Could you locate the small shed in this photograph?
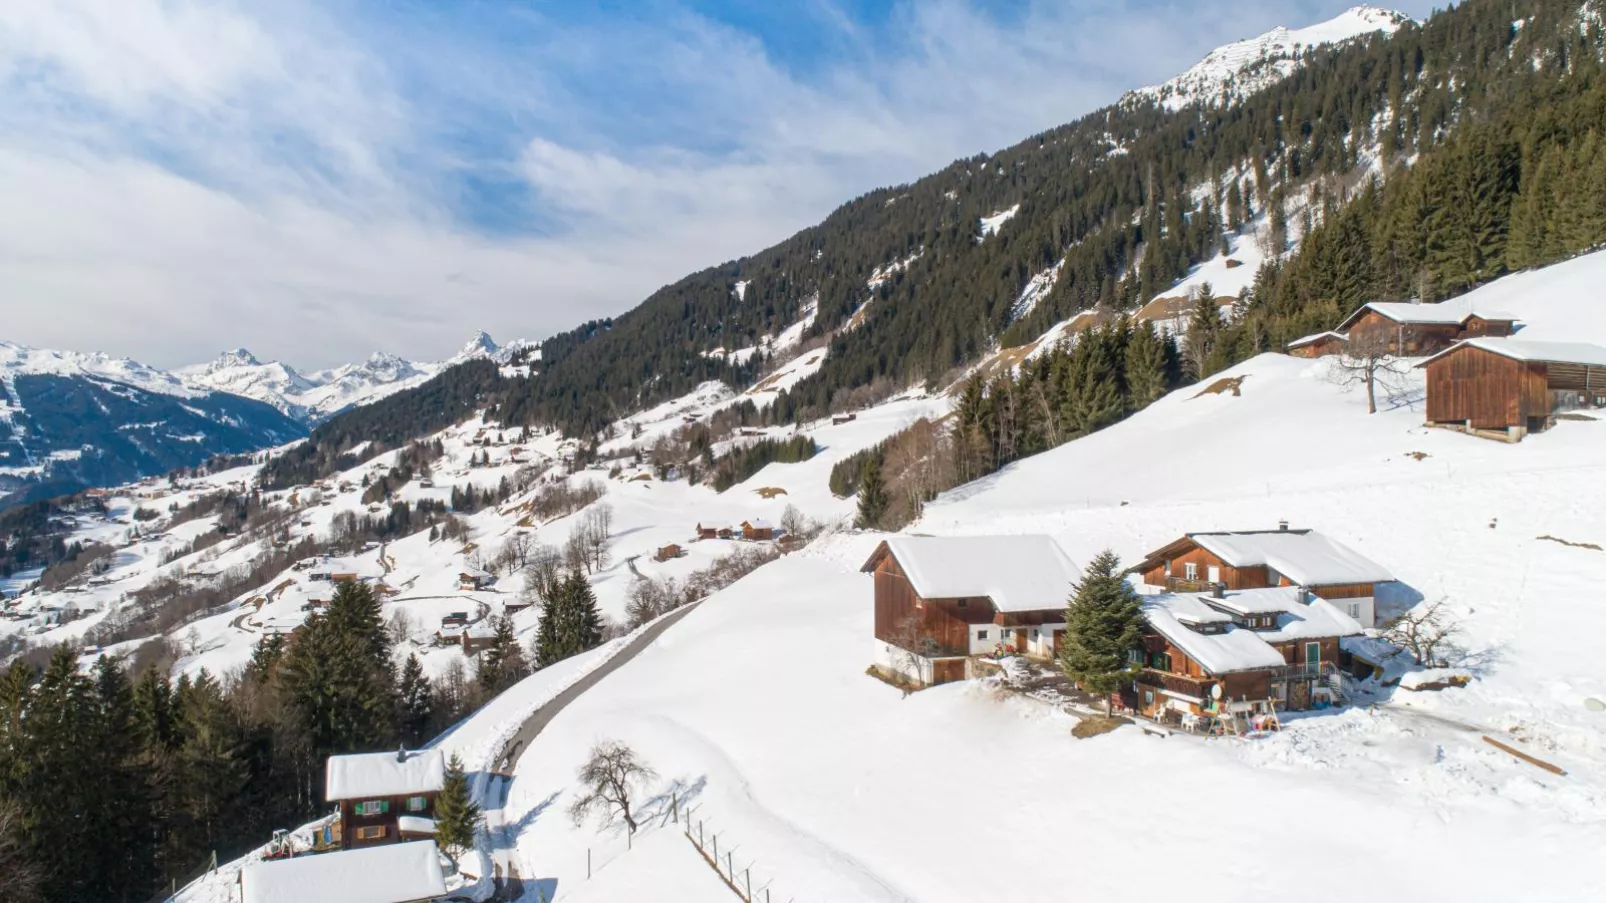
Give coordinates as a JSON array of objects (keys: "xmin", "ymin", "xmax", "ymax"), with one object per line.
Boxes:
[
  {"xmin": 1285, "ymin": 331, "xmax": 1348, "ymax": 359},
  {"xmin": 241, "ymin": 840, "xmax": 446, "ymax": 903},
  {"xmin": 831, "ymin": 413, "xmax": 858, "ymax": 425},
  {"xmin": 461, "ymin": 625, "xmax": 497, "ymax": 655},
  {"xmin": 694, "ymin": 523, "xmax": 719, "ymax": 541},
  {"xmin": 1417, "ymin": 338, "xmax": 1606, "ymax": 441},
  {"xmin": 655, "ymin": 544, "xmax": 684, "ymax": 562}
]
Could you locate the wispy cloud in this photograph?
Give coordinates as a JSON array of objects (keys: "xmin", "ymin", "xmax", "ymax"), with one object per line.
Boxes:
[{"xmin": 0, "ymin": 0, "xmax": 1435, "ymax": 369}]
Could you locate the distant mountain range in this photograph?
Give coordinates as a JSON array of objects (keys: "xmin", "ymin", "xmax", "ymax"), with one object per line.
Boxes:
[
  {"xmin": 0, "ymin": 331, "xmax": 534, "ymax": 508},
  {"xmin": 178, "ymin": 331, "xmax": 538, "ymax": 424}
]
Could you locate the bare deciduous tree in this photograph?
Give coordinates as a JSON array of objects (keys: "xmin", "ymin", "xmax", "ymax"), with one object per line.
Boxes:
[
  {"xmin": 884, "ymin": 612, "xmax": 941, "ymax": 697},
  {"xmin": 1382, "ymin": 598, "xmax": 1460, "ymax": 667},
  {"xmin": 502, "ymin": 531, "xmax": 535, "ymax": 572},
  {"xmin": 568, "ymin": 740, "xmax": 657, "ymax": 835},
  {"xmin": 1330, "ymin": 330, "xmax": 1411, "ymax": 414},
  {"xmin": 386, "ymin": 609, "xmax": 416, "ymax": 645}
]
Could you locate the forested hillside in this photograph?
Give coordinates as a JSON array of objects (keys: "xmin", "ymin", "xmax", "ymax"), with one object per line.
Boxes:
[{"xmin": 506, "ymin": 0, "xmax": 1606, "ymax": 435}]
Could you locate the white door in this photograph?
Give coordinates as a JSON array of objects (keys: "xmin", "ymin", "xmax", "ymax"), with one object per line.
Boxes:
[{"xmin": 1207, "ymin": 565, "xmax": 1221, "ymax": 584}]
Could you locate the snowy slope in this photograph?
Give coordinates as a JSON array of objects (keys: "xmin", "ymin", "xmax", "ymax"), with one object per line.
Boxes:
[
  {"xmin": 1128, "ymin": 6, "xmax": 1411, "ymax": 111},
  {"xmin": 0, "ymin": 340, "xmax": 199, "ymax": 398}
]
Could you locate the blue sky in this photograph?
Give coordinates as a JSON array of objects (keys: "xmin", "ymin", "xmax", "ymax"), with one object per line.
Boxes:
[{"xmin": 0, "ymin": 0, "xmax": 1436, "ymax": 369}]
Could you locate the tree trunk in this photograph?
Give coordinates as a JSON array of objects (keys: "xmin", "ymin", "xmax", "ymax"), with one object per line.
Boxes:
[{"xmin": 1365, "ymin": 366, "xmax": 1377, "ymax": 414}]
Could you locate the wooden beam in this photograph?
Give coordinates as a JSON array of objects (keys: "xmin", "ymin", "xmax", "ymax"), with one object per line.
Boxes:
[{"xmin": 1481, "ymin": 735, "xmax": 1567, "ymax": 776}]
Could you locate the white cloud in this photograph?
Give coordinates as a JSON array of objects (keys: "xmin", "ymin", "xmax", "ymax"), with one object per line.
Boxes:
[{"xmin": 0, "ymin": 0, "xmax": 1435, "ymax": 370}]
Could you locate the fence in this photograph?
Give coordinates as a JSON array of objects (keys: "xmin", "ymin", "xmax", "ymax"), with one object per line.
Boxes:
[{"xmin": 681, "ymin": 799, "xmax": 797, "ymax": 903}]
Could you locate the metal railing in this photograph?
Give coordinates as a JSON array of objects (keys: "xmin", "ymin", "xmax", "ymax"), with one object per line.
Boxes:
[{"xmin": 1271, "ymin": 661, "xmax": 1338, "ymax": 682}]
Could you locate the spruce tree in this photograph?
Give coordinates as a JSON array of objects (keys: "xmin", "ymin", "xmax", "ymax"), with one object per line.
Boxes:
[
  {"xmin": 1058, "ymin": 550, "xmax": 1145, "ymax": 715},
  {"xmin": 534, "ymin": 588, "xmax": 563, "ymax": 669},
  {"xmin": 397, "ymin": 655, "xmax": 434, "ymax": 746},
  {"xmin": 562, "ymin": 572, "xmax": 604, "ymax": 656},
  {"xmin": 855, "ymin": 456, "xmax": 889, "ymax": 530},
  {"xmin": 1124, "ymin": 322, "xmax": 1170, "ymax": 409},
  {"xmin": 478, "ymin": 615, "xmax": 528, "ymax": 696},
  {"xmin": 434, "ymin": 752, "xmax": 481, "ymax": 868}
]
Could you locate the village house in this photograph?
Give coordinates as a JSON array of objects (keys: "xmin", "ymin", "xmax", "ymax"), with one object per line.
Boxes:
[
  {"xmin": 503, "ymin": 598, "xmax": 533, "ymax": 616},
  {"xmin": 1284, "ymin": 331, "xmax": 1348, "ymax": 358},
  {"xmin": 1332, "ymin": 301, "xmax": 1519, "ymax": 356},
  {"xmin": 1129, "ymin": 525, "xmax": 1393, "ymax": 627},
  {"xmin": 654, "ymin": 543, "xmax": 684, "ymax": 562},
  {"xmin": 1128, "ymin": 585, "xmax": 1365, "ymax": 728},
  {"xmin": 831, "ymin": 413, "xmax": 857, "ymax": 425},
  {"xmin": 862, "ymin": 535, "xmax": 1081, "ymax": 687},
  {"xmin": 240, "ymin": 839, "xmax": 447, "ymax": 903},
  {"xmin": 326, "ymin": 747, "xmax": 445, "ymax": 849},
  {"xmin": 460, "ymin": 624, "xmax": 497, "ymax": 655},
  {"xmin": 458, "ymin": 568, "xmax": 492, "ymax": 591},
  {"xmin": 1417, "ymin": 337, "xmax": 1606, "ymax": 441},
  {"xmin": 694, "ymin": 523, "xmax": 720, "ymax": 541},
  {"xmin": 740, "ymin": 519, "xmax": 775, "ymax": 541}
]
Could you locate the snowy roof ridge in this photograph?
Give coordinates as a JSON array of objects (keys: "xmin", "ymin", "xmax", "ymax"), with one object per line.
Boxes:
[
  {"xmin": 1184, "ymin": 529, "xmax": 1394, "ymax": 586},
  {"xmin": 1286, "ymin": 330, "xmax": 1348, "ymax": 348},
  {"xmin": 1416, "ymin": 336, "xmax": 1606, "ymax": 369},
  {"xmin": 865, "ymin": 534, "xmax": 1081, "ymax": 613},
  {"xmin": 325, "ymin": 747, "xmax": 446, "ymax": 800},
  {"xmin": 241, "ymin": 840, "xmax": 446, "ymax": 903},
  {"xmin": 1143, "ymin": 588, "xmax": 1363, "ymax": 675},
  {"xmin": 1339, "ymin": 300, "xmax": 1521, "ymax": 329}
]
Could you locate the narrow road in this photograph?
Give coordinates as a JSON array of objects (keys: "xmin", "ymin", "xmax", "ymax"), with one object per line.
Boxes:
[{"xmin": 493, "ymin": 601, "xmax": 703, "ymax": 773}]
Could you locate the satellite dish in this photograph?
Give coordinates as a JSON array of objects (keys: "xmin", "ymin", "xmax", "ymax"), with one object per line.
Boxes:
[
  {"xmin": 1586, "ymin": 697, "xmax": 1606, "ymax": 713},
  {"xmin": 1211, "ymin": 684, "xmax": 1223, "ymax": 700}
]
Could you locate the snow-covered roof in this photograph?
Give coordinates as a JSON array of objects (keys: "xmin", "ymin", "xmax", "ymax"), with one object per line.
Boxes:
[
  {"xmin": 1188, "ymin": 530, "xmax": 1393, "ymax": 586},
  {"xmin": 1416, "ymin": 337, "xmax": 1606, "ymax": 369},
  {"xmin": 397, "ymin": 815, "xmax": 438, "ymax": 835},
  {"xmin": 241, "ymin": 840, "xmax": 447, "ymax": 903},
  {"xmin": 864, "ymin": 535, "xmax": 1081, "ymax": 613},
  {"xmin": 326, "ymin": 748, "xmax": 446, "ymax": 801},
  {"xmin": 743, "ymin": 518, "xmax": 774, "ymax": 530},
  {"xmin": 1285, "ymin": 331, "xmax": 1347, "ymax": 349},
  {"xmin": 1142, "ymin": 598, "xmax": 1287, "ymax": 674},
  {"xmin": 1339, "ymin": 301, "xmax": 1519, "ymax": 329},
  {"xmin": 1259, "ymin": 597, "xmax": 1365, "ymax": 643},
  {"xmin": 1199, "ymin": 586, "xmax": 1305, "ymax": 615}
]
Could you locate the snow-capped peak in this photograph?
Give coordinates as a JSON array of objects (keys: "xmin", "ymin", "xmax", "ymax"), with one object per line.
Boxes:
[
  {"xmin": 1128, "ymin": 6, "xmax": 1412, "ymax": 112},
  {"xmin": 207, "ymin": 348, "xmax": 261, "ymax": 371},
  {"xmin": 452, "ymin": 330, "xmax": 500, "ymax": 363},
  {"xmin": 0, "ymin": 339, "xmax": 197, "ymax": 397}
]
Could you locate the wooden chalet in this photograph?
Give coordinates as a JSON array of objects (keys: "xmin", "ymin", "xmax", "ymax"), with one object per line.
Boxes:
[
  {"xmin": 1130, "ymin": 525, "xmax": 1392, "ymax": 627},
  {"xmin": 1416, "ymin": 338, "xmax": 1606, "ymax": 441},
  {"xmin": 503, "ymin": 598, "xmax": 533, "ymax": 616},
  {"xmin": 325, "ymin": 748, "xmax": 445, "ymax": 849},
  {"xmin": 439, "ymin": 611, "xmax": 469, "ymax": 629},
  {"xmin": 861, "ymin": 535, "xmax": 1081, "ymax": 687},
  {"xmin": 1284, "ymin": 331, "xmax": 1348, "ymax": 359},
  {"xmin": 740, "ymin": 519, "xmax": 775, "ymax": 541},
  {"xmin": 460, "ymin": 625, "xmax": 497, "ymax": 655},
  {"xmin": 1335, "ymin": 301, "xmax": 1518, "ymax": 356},
  {"xmin": 694, "ymin": 523, "xmax": 720, "ymax": 541},
  {"xmin": 654, "ymin": 543, "xmax": 685, "ymax": 562},
  {"xmin": 831, "ymin": 413, "xmax": 857, "ymax": 425},
  {"xmin": 458, "ymin": 568, "xmax": 491, "ymax": 591},
  {"xmin": 241, "ymin": 840, "xmax": 447, "ymax": 903},
  {"xmin": 1129, "ymin": 586, "xmax": 1365, "ymax": 726}
]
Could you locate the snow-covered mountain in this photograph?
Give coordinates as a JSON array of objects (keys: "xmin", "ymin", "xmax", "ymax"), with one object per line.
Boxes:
[
  {"xmin": 1127, "ymin": 5, "xmax": 1411, "ymax": 112},
  {"xmin": 180, "ymin": 330, "xmax": 538, "ymax": 424}
]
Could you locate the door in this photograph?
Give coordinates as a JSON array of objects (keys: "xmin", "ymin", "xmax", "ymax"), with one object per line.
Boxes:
[
  {"xmin": 1016, "ymin": 628, "xmax": 1028, "ymax": 655},
  {"xmin": 1207, "ymin": 565, "xmax": 1221, "ymax": 585},
  {"xmin": 1052, "ymin": 629, "xmax": 1065, "ymax": 654},
  {"xmin": 1304, "ymin": 642, "xmax": 1320, "ymax": 667},
  {"xmin": 932, "ymin": 659, "xmax": 966, "ymax": 685}
]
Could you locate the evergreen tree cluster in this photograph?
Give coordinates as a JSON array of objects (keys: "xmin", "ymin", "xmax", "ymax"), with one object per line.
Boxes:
[
  {"xmin": 534, "ymin": 571, "xmax": 605, "ymax": 669},
  {"xmin": 707, "ymin": 436, "xmax": 819, "ymax": 492}
]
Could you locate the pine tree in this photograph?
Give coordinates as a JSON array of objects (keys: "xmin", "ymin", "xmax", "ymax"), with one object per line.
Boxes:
[
  {"xmin": 1058, "ymin": 551, "xmax": 1145, "ymax": 715},
  {"xmin": 855, "ymin": 456, "xmax": 890, "ymax": 529},
  {"xmin": 478, "ymin": 615, "xmax": 528, "ymax": 696},
  {"xmin": 561, "ymin": 572, "xmax": 604, "ymax": 656},
  {"xmin": 1125, "ymin": 322, "xmax": 1170, "ymax": 409},
  {"xmin": 397, "ymin": 655, "xmax": 434, "ymax": 746},
  {"xmin": 534, "ymin": 587, "xmax": 563, "ymax": 669},
  {"xmin": 434, "ymin": 752, "xmax": 481, "ymax": 868}
]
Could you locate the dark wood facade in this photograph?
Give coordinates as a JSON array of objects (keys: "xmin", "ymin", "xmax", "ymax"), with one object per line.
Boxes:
[
  {"xmin": 869, "ymin": 552, "xmax": 991, "ymax": 658},
  {"xmin": 1346, "ymin": 309, "xmax": 1516, "ymax": 356},
  {"xmin": 336, "ymin": 792, "xmax": 438, "ymax": 850},
  {"xmin": 1287, "ymin": 333, "xmax": 1348, "ymax": 358},
  {"xmin": 1135, "ymin": 537, "xmax": 1377, "ymax": 600},
  {"xmin": 1419, "ymin": 344, "xmax": 1606, "ymax": 434},
  {"xmin": 1132, "ymin": 629, "xmax": 1343, "ymax": 719}
]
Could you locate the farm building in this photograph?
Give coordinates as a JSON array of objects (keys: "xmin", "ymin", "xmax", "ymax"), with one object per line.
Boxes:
[
  {"xmin": 655, "ymin": 543, "xmax": 684, "ymax": 562},
  {"xmin": 458, "ymin": 568, "xmax": 492, "ymax": 591},
  {"xmin": 1129, "ymin": 585, "xmax": 1365, "ymax": 727},
  {"xmin": 741, "ymin": 519, "xmax": 775, "ymax": 541},
  {"xmin": 694, "ymin": 523, "xmax": 721, "ymax": 541},
  {"xmin": 861, "ymin": 535, "xmax": 1081, "ymax": 687},
  {"xmin": 1416, "ymin": 338, "xmax": 1606, "ymax": 441},
  {"xmin": 1284, "ymin": 331, "xmax": 1348, "ymax": 358},
  {"xmin": 240, "ymin": 840, "xmax": 447, "ymax": 903},
  {"xmin": 460, "ymin": 624, "xmax": 497, "ymax": 655},
  {"xmin": 1129, "ymin": 525, "xmax": 1392, "ymax": 626},
  {"xmin": 325, "ymin": 747, "xmax": 446, "ymax": 849},
  {"xmin": 1335, "ymin": 301, "xmax": 1518, "ymax": 356}
]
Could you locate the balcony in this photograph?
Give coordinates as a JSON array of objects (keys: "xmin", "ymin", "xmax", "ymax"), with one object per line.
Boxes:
[
  {"xmin": 1162, "ymin": 576, "xmax": 1220, "ymax": 593},
  {"xmin": 1271, "ymin": 661, "xmax": 1338, "ymax": 682},
  {"xmin": 1136, "ymin": 668, "xmax": 1217, "ymax": 700}
]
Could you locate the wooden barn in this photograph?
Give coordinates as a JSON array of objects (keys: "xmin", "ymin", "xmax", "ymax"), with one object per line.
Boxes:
[
  {"xmin": 1284, "ymin": 331, "xmax": 1348, "ymax": 358},
  {"xmin": 861, "ymin": 535, "xmax": 1081, "ymax": 687},
  {"xmin": 740, "ymin": 519, "xmax": 775, "ymax": 541},
  {"xmin": 1130, "ymin": 525, "xmax": 1392, "ymax": 626},
  {"xmin": 1335, "ymin": 301, "xmax": 1518, "ymax": 356},
  {"xmin": 325, "ymin": 748, "xmax": 445, "ymax": 849},
  {"xmin": 1416, "ymin": 338, "xmax": 1606, "ymax": 441},
  {"xmin": 694, "ymin": 523, "xmax": 721, "ymax": 541},
  {"xmin": 655, "ymin": 543, "xmax": 684, "ymax": 562},
  {"xmin": 1130, "ymin": 586, "xmax": 1365, "ymax": 726}
]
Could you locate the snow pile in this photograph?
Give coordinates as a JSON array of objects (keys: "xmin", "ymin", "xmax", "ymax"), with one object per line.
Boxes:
[
  {"xmin": 1128, "ymin": 6, "xmax": 1412, "ymax": 112},
  {"xmin": 1009, "ymin": 259, "xmax": 1063, "ymax": 323}
]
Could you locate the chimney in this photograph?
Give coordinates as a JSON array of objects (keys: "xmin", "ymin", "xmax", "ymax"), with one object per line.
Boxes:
[
  {"xmin": 1277, "ymin": 520, "xmax": 1289, "ymax": 532},
  {"xmin": 397, "ymin": 744, "xmax": 407, "ymax": 763},
  {"xmin": 1212, "ymin": 583, "xmax": 1225, "ymax": 599}
]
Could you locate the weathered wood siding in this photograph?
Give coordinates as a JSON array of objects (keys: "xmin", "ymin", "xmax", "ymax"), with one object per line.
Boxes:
[
  {"xmin": 337, "ymin": 792, "xmax": 438, "ymax": 850},
  {"xmin": 872, "ymin": 555, "xmax": 989, "ymax": 655},
  {"xmin": 1141, "ymin": 543, "xmax": 1264, "ymax": 589},
  {"xmin": 1424, "ymin": 345, "xmax": 1549, "ymax": 429}
]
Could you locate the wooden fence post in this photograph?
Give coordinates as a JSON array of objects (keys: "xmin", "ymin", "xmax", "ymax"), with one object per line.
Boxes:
[
  {"xmin": 673, "ymin": 791, "xmax": 679, "ymax": 824},
  {"xmin": 587, "ymin": 848, "xmax": 592, "ymax": 879},
  {"xmin": 744, "ymin": 868, "xmax": 752, "ymax": 901},
  {"xmin": 712, "ymin": 835, "xmax": 718, "ymax": 872}
]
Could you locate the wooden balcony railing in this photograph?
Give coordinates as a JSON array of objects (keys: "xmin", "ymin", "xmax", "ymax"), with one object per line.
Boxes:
[
  {"xmin": 1136, "ymin": 668, "xmax": 1217, "ymax": 700},
  {"xmin": 1270, "ymin": 661, "xmax": 1338, "ymax": 682},
  {"xmin": 1162, "ymin": 576, "xmax": 1220, "ymax": 593}
]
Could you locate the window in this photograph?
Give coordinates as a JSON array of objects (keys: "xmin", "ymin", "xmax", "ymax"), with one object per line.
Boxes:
[
  {"xmin": 1346, "ymin": 603, "xmax": 1360, "ymax": 619},
  {"xmin": 956, "ymin": 599, "xmax": 968, "ymax": 608},
  {"xmin": 1151, "ymin": 652, "xmax": 1172, "ymax": 671},
  {"xmin": 355, "ymin": 800, "xmax": 389, "ymax": 816},
  {"xmin": 405, "ymin": 796, "xmax": 429, "ymax": 812},
  {"xmin": 1144, "ymin": 690, "xmax": 1154, "ymax": 706},
  {"xmin": 1031, "ymin": 629, "xmax": 1040, "ymax": 638},
  {"xmin": 354, "ymin": 826, "xmax": 387, "ymax": 841},
  {"xmin": 1127, "ymin": 649, "xmax": 1144, "ymax": 665},
  {"xmin": 976, "ymin": 630, "xmax": 988, "ymax": 640},
  {"xmin": 1184, "ymin": 562, "xmax": 1198, "ymax": 580}
]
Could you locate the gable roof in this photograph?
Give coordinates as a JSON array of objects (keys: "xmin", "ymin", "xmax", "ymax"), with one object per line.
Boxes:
[
  {"xmin": 1416, "ymin": 337, "xmax": 1606, "ymax": 369},
  {"xmin": 1188, "ymin": 530, "xmax": 1393, "ymax": 586},
  {"xmin": 326, "ymin": 748, "xmax": 446, "ymax": 801},
  {"xmin": 1143, "ymin": 589, "xmax": 1363, "ymax": 676},
  {"xmin": 862, "ymin": 534, "xmax": 1080, "ymax": 613},
  {"xmin": 1285, "ymin": 330, "xmax": 1348, "ymax": 349},
  {"xmin": 1141, "ymin": 597, "xmax": 1287, "ymax": 674},
  {"xmin": 241, "ymin": 841, "xmax": 447, "ymax": 903},
  {"xmin": 1337, "ymin": 301, "xmax": 1519, "ymax": 330}
]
